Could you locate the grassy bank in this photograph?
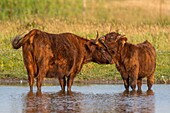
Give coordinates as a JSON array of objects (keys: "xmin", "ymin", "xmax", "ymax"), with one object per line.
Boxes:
[{"xmin": 0, "ymin": 0, "xmax": 170, "ymax": 83}]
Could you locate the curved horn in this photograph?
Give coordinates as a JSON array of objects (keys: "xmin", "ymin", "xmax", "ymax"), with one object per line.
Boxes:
[
  {"xmin": 95, "ymin": 30, "xmax": 100, "ymax": 44},
  {"xmin": 85, "ymin": 34, "xmax": 88, "ymax": 40},
  {"xmin": 96, "ymin": 30, "xmax": 99, "ymax": 40},
  {"xmin": 109, "ymin": 24, "xmax": 112, "ymax": 33}
]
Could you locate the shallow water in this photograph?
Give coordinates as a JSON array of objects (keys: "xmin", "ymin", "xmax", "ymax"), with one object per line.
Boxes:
[{"xmin": 0, "ymin": 84, "xmax": 169, "ymax": 113}]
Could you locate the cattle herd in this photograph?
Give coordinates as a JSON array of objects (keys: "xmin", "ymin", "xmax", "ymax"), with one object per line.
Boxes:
[{"xmin": 12, "ymin": 29, "xmax": 156, "ymax": 92}]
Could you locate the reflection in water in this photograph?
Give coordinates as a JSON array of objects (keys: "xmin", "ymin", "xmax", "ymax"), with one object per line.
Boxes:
[
  {"xmin": 114, "ymin": 90, "xmax": 155, "ymax": 113},
  {"xmin": 24, "ymin": 91, "xmax": 82, "ymax": 113},
  {"xmin": 23, "ymin": 90, "xmax": 155, "ymax": 113}
]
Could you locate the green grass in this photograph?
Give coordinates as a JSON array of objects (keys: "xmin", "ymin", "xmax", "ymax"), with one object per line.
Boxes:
[{"xmin": 0, "ymin": 0, "xmax": 170, "ymax": 83}]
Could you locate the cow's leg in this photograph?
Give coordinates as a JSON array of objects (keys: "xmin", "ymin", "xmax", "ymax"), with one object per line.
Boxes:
[
  {"xmin": 36, "ymin": 72, "xmax": 46, "ymax": 91},
  {"xmin": 129, "ymin": 65, "xmax": 138, "ymax": 91},
  {"xmin": 23, "ymin": 51, "xmax": 35, "ymax": 91},
  {"xmin": 28, "ymin": 74, "xmax": 34, "ymax": 91},
  {"xmin": 147, "ymin": 73, "xmax": 154, "ymax": 90},
  {"xmin": 26, "ymin": 64, "xmax": 35, "ymax": 91},
  {"xmin": 137, "ymin": 78, "xmax": 142, "ymax": 91},
  {"xmin": 116, "ymin": 64, "xmax": 129, "ymax": 91},
  {"xmin": 122, "ymin": 73, "xmax": 129, "ymax": 91},
  {"xmin": 58, "ymin": 76, "xmax": 66, "ymax": 92},
  {"xmin": 130, "ymin": 77, "xmax": 137, "ymax": 91},
  {"xmin": 36, "ymin": 65, "xmax": 48, "ymax": 91},
  {"xmin": 36, "ymin": 76, "xmax": 43, "ymax": 91},
  {"xmin": 123, "ymin": 77, "xmax": 129, "ymax": 91},
  {"xmin": 36, "ymin": 74, "xmax": 44, "ymax": 91},
  {"xmin": 67, "ymin": 76, "xmax": 74, "ymax": 92},
  {"xmin": 36, "ymin": 56, "xmax": 52, "ymax": 91}
]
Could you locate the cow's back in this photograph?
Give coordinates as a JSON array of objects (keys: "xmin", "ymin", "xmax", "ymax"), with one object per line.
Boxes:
[{"xmin": 137, "ymin": 40, "xmax": 156, "ymax": 77}]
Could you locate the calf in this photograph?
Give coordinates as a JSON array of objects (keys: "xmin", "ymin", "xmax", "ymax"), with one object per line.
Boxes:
[{"xmin": 99, "ymin": 32, "xmax": 156, "ymax": 91}]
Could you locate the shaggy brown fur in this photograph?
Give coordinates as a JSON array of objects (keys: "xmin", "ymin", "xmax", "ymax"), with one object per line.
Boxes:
[
  {"xmin": 99, "ymin": 32, "xmax": 156, "ymax": 91},
  {"xmin": 12, "ymin": 29, "xmax": 113, "ymax": 92}
]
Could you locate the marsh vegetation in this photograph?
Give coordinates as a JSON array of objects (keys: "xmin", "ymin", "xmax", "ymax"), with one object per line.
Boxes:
[{"xmin": 0, "ymin": 0, "xmax": 169, "ymax": 83}]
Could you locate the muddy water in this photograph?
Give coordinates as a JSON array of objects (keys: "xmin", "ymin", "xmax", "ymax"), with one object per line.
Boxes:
[{"xmin": 0, "ymin": 84, "xmax": 170, "ymax": 113}]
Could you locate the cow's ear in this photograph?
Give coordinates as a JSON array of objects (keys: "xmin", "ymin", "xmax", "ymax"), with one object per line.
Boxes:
[
  {"xmin": 121, "ymin": 37, "xmax": 127, "ymax": 46},
  {"xmin": 118, "ymin": 37, "xmax": 127, "ymax": 48},
  {"xmin": 117, "ymin": 37, "xmax": 127, "ymax": 52}
]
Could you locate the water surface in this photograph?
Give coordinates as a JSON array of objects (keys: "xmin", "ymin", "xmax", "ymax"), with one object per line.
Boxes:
[{"xmin": 0, "ymin": 84, "xmax": 169, "ymax": 113}]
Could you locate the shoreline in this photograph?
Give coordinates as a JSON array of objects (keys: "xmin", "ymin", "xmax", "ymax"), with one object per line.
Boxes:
[{"xmin": 0, "ymin": 78, "xmax": 169, "ymax": 85}]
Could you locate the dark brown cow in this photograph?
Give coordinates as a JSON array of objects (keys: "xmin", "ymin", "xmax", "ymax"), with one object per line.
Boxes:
[
  {"xmin": 99, "ymin": 32, "xmax": 156, "ymax": 91},
  {"xmin": 12, "ymin": 29, "xmax": 113, "ymax": 92}
]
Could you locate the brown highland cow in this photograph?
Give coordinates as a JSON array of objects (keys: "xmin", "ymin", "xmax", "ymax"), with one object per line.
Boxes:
[{"xmin": 12, "ymin": 29, "xmax": 113, "ymax": 92}]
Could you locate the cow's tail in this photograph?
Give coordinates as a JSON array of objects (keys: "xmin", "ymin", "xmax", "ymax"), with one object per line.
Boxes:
[
  {"xmin": 12, "ymin": 30, "xmax": 37, "ymax": 49},
  {"xmin": 12, "ymin": 35, "xmax": 24, "ymax": 49}
]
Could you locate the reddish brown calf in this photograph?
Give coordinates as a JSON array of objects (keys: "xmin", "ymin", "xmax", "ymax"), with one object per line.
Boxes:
[{"xmin": 99, "ymin": 32, "xmax": 156, "ymax": 91}]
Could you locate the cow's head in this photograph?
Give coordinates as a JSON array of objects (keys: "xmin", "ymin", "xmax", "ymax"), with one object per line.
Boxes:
[
  {"xmin": 98, "ymin": 32, "xmax": 127, "ymax": 64},
  {"xmin": 84, "ymin": 32, "xmax": 114, "ymax": 64}
]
